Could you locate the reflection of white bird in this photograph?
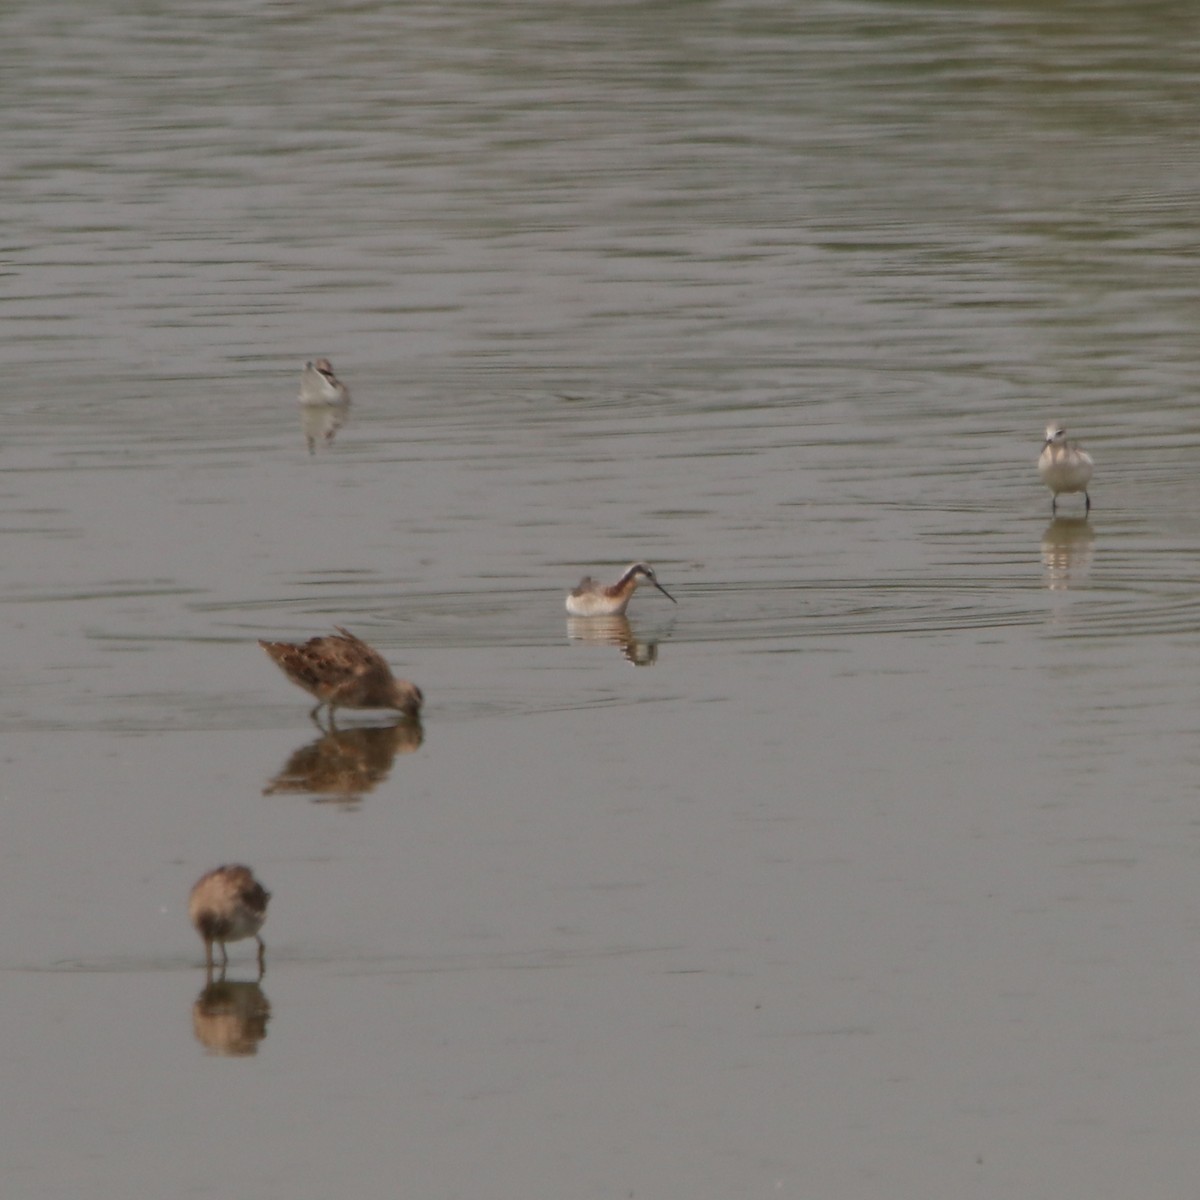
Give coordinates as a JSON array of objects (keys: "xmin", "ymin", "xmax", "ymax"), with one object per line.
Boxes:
[
  {"xmin": 1041, "ymin": 517, "xmax": 1096, "ymax": 592},
  {"xmin": 565, "ymin": 563, "xmax": 677, "ymax": 616},
  {"xmin": 1038, "ymin": 423, "xmax": 1093, "ymax": 515}
]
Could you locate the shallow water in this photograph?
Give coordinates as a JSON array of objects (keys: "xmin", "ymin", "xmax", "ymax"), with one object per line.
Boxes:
[{"xmin": 4, "ymin": 2, "xmax": 1200, "ymax": 1197}]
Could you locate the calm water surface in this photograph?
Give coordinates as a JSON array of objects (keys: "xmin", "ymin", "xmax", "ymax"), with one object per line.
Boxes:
[{"xmin": 4, "ymin": 2, "xmax": 1200, "ymax": 1197}]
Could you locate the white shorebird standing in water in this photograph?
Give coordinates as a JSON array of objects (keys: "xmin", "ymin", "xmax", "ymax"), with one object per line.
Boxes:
[
  {"xmin": 565, "ymin": 563, "xmax": 677, "ymax": 617},
  {"xmin": 298, "ymin": 358, "xmax": 351, "ymax": 453},
  {"xmin": 189, "ymin": 864, "xmax": 271, "ymax": 975},
  {"xmin": 1038, "ymin": 423, "xmax": 1094, "ymax": 515}
]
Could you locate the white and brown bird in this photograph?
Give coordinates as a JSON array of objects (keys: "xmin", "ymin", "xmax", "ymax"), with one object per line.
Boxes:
[
  {"xmin": 1038, "ymin": 423, "xmax": 1094, "ymax": 515},
  {"xmin": 189, "ymin": 864, "xmax": 271, "ymax": 974},
  {"xmin": 298, "ymin": 358, "xmax": 351, "ymax": 453},
  {"xmin": 565, "ymin": 563, "xmax": 677, "ymax": 617},
  {"xmin": 259, "ymin": 627, "xmax": 423, "ymax": 722},
  {"xmin": 298, "ymin": 358, "xmax": 351, "ymax": 407}
]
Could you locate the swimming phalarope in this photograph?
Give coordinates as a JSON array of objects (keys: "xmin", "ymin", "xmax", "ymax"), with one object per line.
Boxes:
[
  {"xmin": 299, "ymin": 359, "xmax": 351, "ymax": 453},
  {"xmin": 299, "ymin": 358, "xmax": 351, "ymax": 407},
  {"xmin": 565, "ymin": 563, "xmax": 677, "ymax": 616},
  {"xmin": 259, "ymin": 627, "xmax": 423, "ymax": 722},
  {"xmin": 1038, "ymin": 423, "xmax": 1094, "ymax": 514},
  {"xmin": 189, "ymin": 864, "xmax": 270, "ymax": 975}
]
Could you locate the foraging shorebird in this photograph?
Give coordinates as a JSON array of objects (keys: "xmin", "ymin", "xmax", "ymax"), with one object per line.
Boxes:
[
  {"xmin": 565, "ymin": 563, "xmax": 677, "ymax": 617},
  {"xmin": 259, "ymin": 626, "xmax": 423, "ymax": 722},
  {"xmin": 189, "ymin": 864, "xmax": 270, "ymax": 974},
  {"xmin": 1038, "ymin": 423, "xmax": 1094, "ymax": 515},
  {"xmin": 298, "ymin": 358, "xmax": 351, "ymax": 407}
]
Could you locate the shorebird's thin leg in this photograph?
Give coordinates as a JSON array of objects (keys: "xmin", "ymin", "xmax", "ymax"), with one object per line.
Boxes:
[
  {"xmin": 256, "ymin": 935, "xmax": 266, "ymax": 977},
  {"xmin": 1084, "ymin": 491, "xmax": 1091, "ymax": 515}
]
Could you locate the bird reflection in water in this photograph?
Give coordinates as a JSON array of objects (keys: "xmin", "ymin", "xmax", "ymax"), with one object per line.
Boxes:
[
  {"xmin": 566, "ymin": 615, "xmax": 661, "ymax": 666},
  {"xmin": 300, "ymin": 402, "xmax": 349, "ymax": 455},
  {"xmin": 263, "ymin": 719, "xmax": 424, "ymax": 805},
  {"xmin": 192, "ymin": 978, "xmax": 271, "ymax": 1057},
  {"xmin": 1041, "ymin": 517, "xmax": 1095, "ymax": 591}
]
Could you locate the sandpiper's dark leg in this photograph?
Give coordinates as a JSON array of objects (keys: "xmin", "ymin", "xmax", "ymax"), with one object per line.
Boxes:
[
  {"xmin": 1051, "ymin": 495, "xmax": 1057, "ymax": 515},
  {"xmin": 204, "ymin": 940, "xmax": 214, "ymax": 975},
  {"xmin": 1084, "ymin": 491, "xmax": 1091, "ymax": 515},
  {"xmin": 256, "ymin": 935, "xmax": 266, "ymax": 977}
]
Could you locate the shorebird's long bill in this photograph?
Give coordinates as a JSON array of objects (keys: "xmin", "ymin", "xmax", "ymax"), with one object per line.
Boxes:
[{"xmin": 653, "ymin": 580, "xmax": 677, "ymax": 604}]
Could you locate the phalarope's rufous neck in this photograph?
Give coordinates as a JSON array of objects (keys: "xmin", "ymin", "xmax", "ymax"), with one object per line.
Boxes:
[
  {"xmin": 259, "ymin": 627, "xmax": 423, "ymax": 722},
  {"xmin": 565, "ymin": 563, "xmax": 677, "ymax": 617},
  {"xmin": 1038, "ymin": 422, "xmax": 1094, "ymax": 515},
  {"xmin": 188, "ymin": 864, "xmax": 270, "ymax": 976},
  {"xmin": 299, "ymin": 358, "xmax": 351, "ymax": 407}
]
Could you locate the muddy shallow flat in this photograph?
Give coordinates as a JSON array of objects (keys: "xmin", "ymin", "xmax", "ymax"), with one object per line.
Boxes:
[{"xmin": 4, "ymin": 3, "xmax": 1200, "ymax": 1197}]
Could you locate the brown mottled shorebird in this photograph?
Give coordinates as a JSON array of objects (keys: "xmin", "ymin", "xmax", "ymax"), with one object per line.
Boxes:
[
  {"xmin": 1038, "ymin": 423, "xmax": 1094, "ymax": 515},
  {"xmin": 259, "ymin": 626, "xmax": 423, "ymax": 722},
  {"xmin": 189, "ymin": 864, "xmax": 270, "ymax": 974},
  {"xmin": 565, "ymin": 563, "xmax": 677, "ymax": 617}
]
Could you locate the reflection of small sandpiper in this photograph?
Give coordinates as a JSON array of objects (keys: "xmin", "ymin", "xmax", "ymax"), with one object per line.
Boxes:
[
  {"xmin": 298, "ymin": 358, "xmax": 351, "ymax": 453},
  {"xmin": 565, "ymin": 563, "xmax": 677, "ymax": 616},
  {"xmin": 189, "ymin": 864, "xmax": 270, "ymax": 975},
  {"xmin": 259, "ymin": 626, "xmax": 424, "ymax": 722},
  {"xmin": 1038, "ymin": 423, "xmax": 1093, "ymax": 515}
]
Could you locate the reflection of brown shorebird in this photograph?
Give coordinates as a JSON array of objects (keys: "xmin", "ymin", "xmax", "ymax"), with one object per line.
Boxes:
[
  {"xmin": 259, "ymin": 627, "xmax": 423, "ymax": 723},
  {"xmin": 189, "ymin": 865, "xmax": 270, "ymax": 975},
  {"xmin": 263, "ymin": 720, "xmax": 424, "ymax": 803},
  {"xmin": 565, "ymin": 563, "xmax": 677, "ymax": 616},
  {"xmin": 192, "ymin": 979, "xmax": 271, "ymax": 1056}
]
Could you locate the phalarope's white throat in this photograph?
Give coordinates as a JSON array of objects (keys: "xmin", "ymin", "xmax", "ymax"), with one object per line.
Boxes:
[
  {"xmin": 189, "ymin": 864, "xmax": 271, "ymax": 976},
  {"xmin": 565, "ymin": 563, "xmax": 677, "ymax": 617},
  {"xmin": 299, "ymin": 358, "xmax": 351, "ymax": 407},
  {"xmin": 259, "ymin": 627, "xmax": 423, "ymax": 723},
  {"xmin": 1038, "ymin": 423, "xmax": 1094, "ymax": 515}
]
